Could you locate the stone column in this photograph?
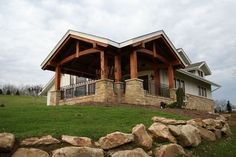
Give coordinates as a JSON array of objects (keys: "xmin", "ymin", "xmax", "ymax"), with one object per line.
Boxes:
[
  {"xmin": 95, "ymin": 79, "xmax": 114, "ymax": 103},
  {"xmin": 124, "ymin": 78, "xmax": 145, "ymax": 104},
  {"xmin": 49, "ymin": 90, "xmax": 61, "ymax": 106}
]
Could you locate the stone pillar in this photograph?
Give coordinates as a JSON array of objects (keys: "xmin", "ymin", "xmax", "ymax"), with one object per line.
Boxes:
[
  {"xmin": 114, "ymin": 82, "xmax": 124, "ymax": 103},
  {"xmin": 49, "ymin": 90, "xmax": 61, "ymax": 106},
  {"xmin": 95, "ymin": 79, "xmax": 114, "ymax": 103},
  {"xmin": 124, "ymin": 78, "xmax": 145, "ymax": 104}
]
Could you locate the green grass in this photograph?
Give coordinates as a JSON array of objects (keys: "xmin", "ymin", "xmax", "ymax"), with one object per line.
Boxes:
[{"xmin": 0, "ymin": 95, "xmax": 188, "ymax": 140}]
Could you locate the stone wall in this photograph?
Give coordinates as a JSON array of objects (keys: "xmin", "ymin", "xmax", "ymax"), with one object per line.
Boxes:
[
  {"xmin": 185, "ymin": 94, "xmax": 214, "ymax": 112},
  {"xmin": 0, "ymin": 115, "xmax": 232, "ymax": 157}
]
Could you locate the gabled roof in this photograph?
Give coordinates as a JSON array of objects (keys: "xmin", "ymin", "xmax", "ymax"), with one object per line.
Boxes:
[
  {"xmin": 177, "ymin": 48, "xmax": 192, "ymax": 66},
  {"xmin": 41, "ymin": 29, "xmax": 185, "ymax": 69},
  {"xmin": 185, "ymin": 61, "xmax": 212, "ymax": 76}
]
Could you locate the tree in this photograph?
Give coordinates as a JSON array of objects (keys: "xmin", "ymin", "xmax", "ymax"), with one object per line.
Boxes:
[
  {"xmin": 227, "ymin": 101, "xmax": 232, "ymax": 113},
  {"xmin": 176, "ymin": 88, "xmax": 185, "ymax": 108},
  {"xmin": 0, "ymin": 89, "xmax": 2, "ymax": 95},
  {"xmin": 15, "ymin": 90, "xmax": 20, "ymax": 95},
  {"xmin": 6, "ymin": 90, "xmax": 11, "ymax": 95}
]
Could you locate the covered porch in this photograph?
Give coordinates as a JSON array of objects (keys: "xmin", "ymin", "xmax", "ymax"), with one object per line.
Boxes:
[{"xmin": 41, "ymin": 30, "xmax": 184, "ymax": 106}]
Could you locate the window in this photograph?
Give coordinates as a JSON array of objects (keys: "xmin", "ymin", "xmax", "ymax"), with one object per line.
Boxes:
[
  {"xmin": 198, "ymin": 86, "xmax": 207, "ymax": 97},
  {"xmin": 76, "ymin": 77, "xmax": 86, "ymax": 84},
  {"xmin": 198, "ymin": 70, "xmax": 204, "ymax": 77},
  {"xmin": 70, "ymin": 75, "xmax": 74, "ymax": 85},
  {"xmin": 174, "ymin": 78, "xmax": 185, "ymax": 91}
]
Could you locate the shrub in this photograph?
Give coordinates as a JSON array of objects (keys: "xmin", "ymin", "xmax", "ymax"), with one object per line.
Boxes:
[
  {"xmin": 176, "ymin": 88, "xmax": 185, "ymax": 108},
  {"xmin": 6, "ymin": 90, "xmax": 11, "ymax": 95},
  {"xmin": 15, "ymin": 90, "xmax": 20, "ymax": 95},
  {"xmin": 0, "ymin": 89, "xmax": 2, "ymax": 95}
]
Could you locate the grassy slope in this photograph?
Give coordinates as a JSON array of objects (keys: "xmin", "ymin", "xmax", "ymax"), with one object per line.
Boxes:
[{"xmin": 0, "ymin": 95, "xmax": 188, "ymax": 140}]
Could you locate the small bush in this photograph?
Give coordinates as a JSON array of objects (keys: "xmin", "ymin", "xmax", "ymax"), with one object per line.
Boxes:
[
  {"xmin": 167, "ymin": 88, "xmax": 185, "ymax": 109},
  {"xmin": 6, "ymin": 90, "xmax": 11, "ymax": 95},
  {"xmin": 0, "ymin": 89, "xmax": 2, "ymax": 95},
  {"xmin": 15, "ymin": 90, "xmax": 20, "ymax": 95}
]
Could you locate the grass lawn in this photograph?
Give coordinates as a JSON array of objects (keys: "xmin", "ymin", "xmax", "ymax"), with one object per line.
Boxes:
[{"xmin": 0, "ymin": 95, "xmax": 188, "ymax": 140}]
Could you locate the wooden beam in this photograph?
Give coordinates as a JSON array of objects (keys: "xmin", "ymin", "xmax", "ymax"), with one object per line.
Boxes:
[
  {"xmin": 100, "ymin": 51, "xmax": 108, "ymax": 79},
  {"xmin": 76, "ymin": 41, "xmax": 80, "ymax": 58},
  {"xmin": 154, "ymin": 63, "xmax": 160, "ymax": 95},
  {"xmin": 70, "ymin": 34, "xmax": 108, "ymax": 47},
  {"xmin": 171, "ymin": 60, "xmax": 181, "ymax": 66},
  {"xmin": 130, "ymin": 51, "xmax": 138, "ymax": 79},
  {"xmin": 168, "ymin": 65, "xmax": 174, "ymax": 89},
  {"xmin": 62, "ymin": 67, "xmax": 97, "ymax": 77},
  {"xmin": 55, "ymin": 64, "xmax": 61, "ymax": 91},
  {"xmin": 136, "ymin": 48, "xmax": 153, "ymax": 56},
  {"xmin": 153, "ymin": 42, "xmax": 157, "ymax": 57},
  {"xmin": 78, "ymin": 48, "xmax": 100, "ymax": 57},
  {"xmin": 60, "ymin": 54, "xmax": 76, "ymax": 65},
  {"xmin": 114, "ymin": 55, "xmax": 121, "ymax": 82}
]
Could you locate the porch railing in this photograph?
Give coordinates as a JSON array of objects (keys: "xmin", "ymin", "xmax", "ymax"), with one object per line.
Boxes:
[
  {"xmin": 146, "ymin": 82, "xmax": 170, "ymax": 98},
  {"xmin": 60, "ymin": 80, "xmax": 96, "ymax": 100}
]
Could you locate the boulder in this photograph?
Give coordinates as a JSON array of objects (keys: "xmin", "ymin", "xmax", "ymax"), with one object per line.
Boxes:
[
  {"xmin": 62, "ymin": 135, "xmax": 93, "ymax": 147},
  {"xmin": 214, "ymin": 129, "xmax": 222, "ymax": 139},
  {"xmin": 216, "ymin": 115, "xmax": 227, "ymax": 122},
  {"xmin": 154, "ymin": 143, "xmax": 186, "ymax": 157},
  {"xmin": 132, "ymin": 124, "xmax": 153, "ymax": 149},
  {"xmin": 202, "ymin": 118, "xmax": 216, "ymax": 130},
  {"xmin": 52, "ymin": 146, "xmax": 104, "ymax": 157},
  {"xmin": 148, "ymin": 123, "xmax": 176, "ymax": 143},
  {"xmin": 177, "ymin": 124, "xmax": 201, "ymax": 147},
  {"xmin": 187, "ymin": 118, "xmax": 206, "ymax": 127},
  {"xmin": 168, "ymin": 125, "xmax": 181, "ymax": 136},
  {"xmin": 0, "ymin": 132, "xmax": 15, "ymax": 151},
  {"xmin": 221, "ymin": 114, "xmax": 231, "ymax": 120},
  {"xmin": 98, "ymin": 132, "xmax": 134, "ymax": 150},
  {"xmin": 221, "ymin": 123, "xmax": 232, "ymax": 137},
  {"xmin": 198, "ymin": 127, "xmax": 216, "ymax": 141},
  {"xmin": 20, "ymin": 135, "xmax": 60, "ymax": 146},
  {"xmin": 111, "ymin": 148, "xmax": 149, "ymax": 157},
  {"xmin": 152, "ymin": 116, "xmax": 186, "ymax": 125},
  {"xmin": 12, "ymin": 148, "xmax": 49, "ymax": 157}
]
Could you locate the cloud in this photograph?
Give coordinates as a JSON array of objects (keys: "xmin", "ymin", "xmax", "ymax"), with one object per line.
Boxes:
[{"xmin": 0, "ymin": 0, "xmax": 236, "ymax": 104}]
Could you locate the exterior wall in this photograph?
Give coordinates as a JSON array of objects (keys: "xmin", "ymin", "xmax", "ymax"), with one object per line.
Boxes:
[
  {"xmin": 47, "ymin": 84, "xmax": 55, "ymax": 106},
  {"xmin": 185, "ymin": 94, "xmax": 214, "ymax": 112},
  {"xmin": 174, "ymin": 71, "xmax": 212, "ymax": 99}
]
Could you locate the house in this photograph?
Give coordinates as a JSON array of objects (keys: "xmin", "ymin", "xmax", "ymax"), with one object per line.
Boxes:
[{"xmin": 40, "ymin": 30, "xmax": 220, "ymax": 112}]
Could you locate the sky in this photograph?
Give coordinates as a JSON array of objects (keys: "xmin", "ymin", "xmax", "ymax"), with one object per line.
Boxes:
[{"xmin": 0, "ymin": 0, "xmax": 236, "ymax": 104}]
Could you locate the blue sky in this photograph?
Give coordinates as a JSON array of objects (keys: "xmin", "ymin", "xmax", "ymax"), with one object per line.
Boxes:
[{"xmin": 0, "ymin": 0, "xmax": 236, "ymax": 104}]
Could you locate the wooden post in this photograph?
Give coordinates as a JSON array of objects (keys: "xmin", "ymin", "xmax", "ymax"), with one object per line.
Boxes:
[
  {"xmin": 55, "ymin": 64, "xmax": 61, "ymax": 91},
  {"xmin": 100, "ymin": 51, "xmax": 108, "ymax": 79},
  {"xmin": 168, "ymin": 65, "xmax": 174, "ymax": 89},
  {"xmin": 115, "ymin": 55, "xmax": 121, "ymax": 82},
  {"xmin": 154, "ymin": 63, "xmax": 160, "ymax": 95},
  {"xmin": 130, "ymin": 51, "xmax": 138, "ymax": 79}
]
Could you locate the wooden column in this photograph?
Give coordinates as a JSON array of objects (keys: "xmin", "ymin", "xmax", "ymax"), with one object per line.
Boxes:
[
  {"xmin": 168, "ymin": 65, "xmax": 174, "ymax": 89},
  {"xmin": 154, "ymin": 63, "xmax": 160, "ymax": 95},
  {"xmin": 55, "ymin": 64, "xmax": 61, "ymax": 91},
  {"xmin": 100, "ymin": 51, "xmax": 108, "ymax": 79},
  {"xmin": 114, "ymin": 55, "xmax": 121, "ymax": 82},
  {"xmin": 130, "ymin": 51, "xmax": 138, "ymax": 79}
]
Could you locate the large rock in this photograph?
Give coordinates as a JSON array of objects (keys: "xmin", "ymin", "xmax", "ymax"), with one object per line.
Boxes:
[
  {"xmin": 216, "ymin": 115, "xmax": 227, "ymax": 122},
  {"xmin": 214, "ymin": 129, "xmax": 222, "ymax": 139},
  {"xmin": 52, "ymin": 146, "xmax": 104, "ymax": 157},
  {"xmin": 12, "ymin": 148, "xmax": 49, "ymax": 157},
  {"xmin": 154, "ymin": 143, "xmax": 186, "ymax": 157},
  {"xmin": 152, "ymin": 116, "xmax": 186, "ymax": 125},
  {"xmin": 221, "ymin": 123, "xmax": 232, "ymax": 137},
  {"xmin": 202, "ymin": 118, "xmax": 216, "ymax": 130},
  {"xmin": 132, "ymin": 124, "xmax": 153, "ymax": 149},
  {"xmin": 148, "ymin": 123, "xmax": 176, "ymax": 143},
  {"xmin": 168, "ymin": 125, "xmax": 181, "ymax": 136},
  {"xmin": 187, "ymin": 118, "xmax": 206, "ymax": 127},
  {"xmin": 198, "ymin": 127, "xmax": 216, "ymax": 141},
  {"xmin": 98, "ymin": 132, "xmax": 134, "ymax": 150},
  {"xmin": 62, "ymin": 135, "xmax": 93, "ymax": 147},
  {"xmin": 177, "ymin": 124, "xmax": 201, "ymax": 147},
  {"xmin": 111, "ymin": 148, "xmax": 149, "ymax": 157},
  {"xmin": 0, "ymin": 133, "xmax": 15, "ymax": 151},
  {"xmin": 20, "ymin": 135, "xmax": 60, "ymax": 146}
]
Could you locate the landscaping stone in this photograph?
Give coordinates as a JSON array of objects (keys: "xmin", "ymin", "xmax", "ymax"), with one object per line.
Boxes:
[
  {"xmin": 52, "ymin": 146, "xmax": 104, "ymax": 157},
  {"xmin": 154, "ymin": 143, "xmax": 186, "ymax": 157},
  {"xmin": 111, "ymin": 148, "xmax": 149, "ymax": 157},
  {"xmin": 12, "ymin": 148, "xmax": 49, "ymax": 157},
  {"xmin": 98, "ymin": 132, "xmax": 134, "ymax": 150},
  {"xmin": 214, "ymin": 129, "xmax": 222, "ymax": 139},
  {"xmin": 177, "ymin": 124, "xmax": 201, "ymax": 147},
  {"xmin": 221, "ymin": 123, "xmax": 232, "ymax": 137},
  {"xmin": 202, "ymin": 118, "xmax": 216, "ymax": 130},
  {"xmin": 20, "ymin": 135, "xmax": 60, "ymax": 146},
  {"xmin": 216, "ymin": 115, "xmax": 227, "ymax": 122},
  {"xmin": 0, "ymin": 132, "xmax": 15, "ymax": 151},
  {"xmin": 148, "ymin": 122, "xmax": 176, "ymax": 143},
  {"xmin": 168, "ymin": 125, "xmax": 181, "ymax": 136},
  {"xmin": 152, "ymin": 116, "xmax": 186, "ymax": 125},
  {"xmin": 198, "ymin": 127, "xmax": 216, "ymax": 141},
  {"xmin": 187, "ymin": 118, "xmax": 206, "ymax": 127},
  {"xmin": 132, "ymin": 124, "xmax": 153, "ymax": 150},
  {"xmin": 62, "ymin": 135, "xmax": 93, "ymax": 147}
]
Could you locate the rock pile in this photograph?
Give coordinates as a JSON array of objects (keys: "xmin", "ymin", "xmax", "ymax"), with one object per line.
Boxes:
[{"xmin": 0, "ymin": 115, "xmax": 232, "ymax": 157}]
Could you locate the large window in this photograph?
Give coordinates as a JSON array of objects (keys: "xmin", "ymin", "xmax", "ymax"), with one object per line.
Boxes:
[
  {"xmin": 198, "ymin": 86, "xmax": 207, "ymax": 97},
  {"xmin": 70, "ymin": 76, "xmax": 74, "ymax": 85},
  {"xmin": 76, "ymin": 77, "xmax": 86, "ymax": 84},
  {"xmin": 174, "ymin": 78, "xmax": 185, "ymax": 91},
  {"xmin": 198, "ymin": 70, "xmax": 204, "ymax": 77}
]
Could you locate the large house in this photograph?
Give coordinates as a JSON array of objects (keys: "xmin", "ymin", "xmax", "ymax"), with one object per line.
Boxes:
[{"xmin": 40, "ymin": 30, "xmax": 220, "ymax": 112}]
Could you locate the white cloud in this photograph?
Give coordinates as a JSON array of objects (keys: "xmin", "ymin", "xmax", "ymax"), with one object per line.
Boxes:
[{"xmin": 0, "ymin": 0, "xmax": 236, "ymax": 103}]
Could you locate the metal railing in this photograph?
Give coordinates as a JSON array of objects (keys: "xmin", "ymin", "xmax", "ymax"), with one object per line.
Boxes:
[
  {"xmin": 60, "ymin": 80, "xmax": 96, "ymax": 99},
  {"xmin": 146, "ymin": 82, "xmax": 170, "ymax": 98}
]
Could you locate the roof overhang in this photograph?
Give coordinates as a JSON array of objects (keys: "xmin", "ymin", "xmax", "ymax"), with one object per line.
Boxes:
[
  {"xmin": 177, "ymin": 48, "xmax": 192, "ymax": 66},
  {"xmin": 41, "ymin": 29, "xmax": 185, "ymax": 69}
]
